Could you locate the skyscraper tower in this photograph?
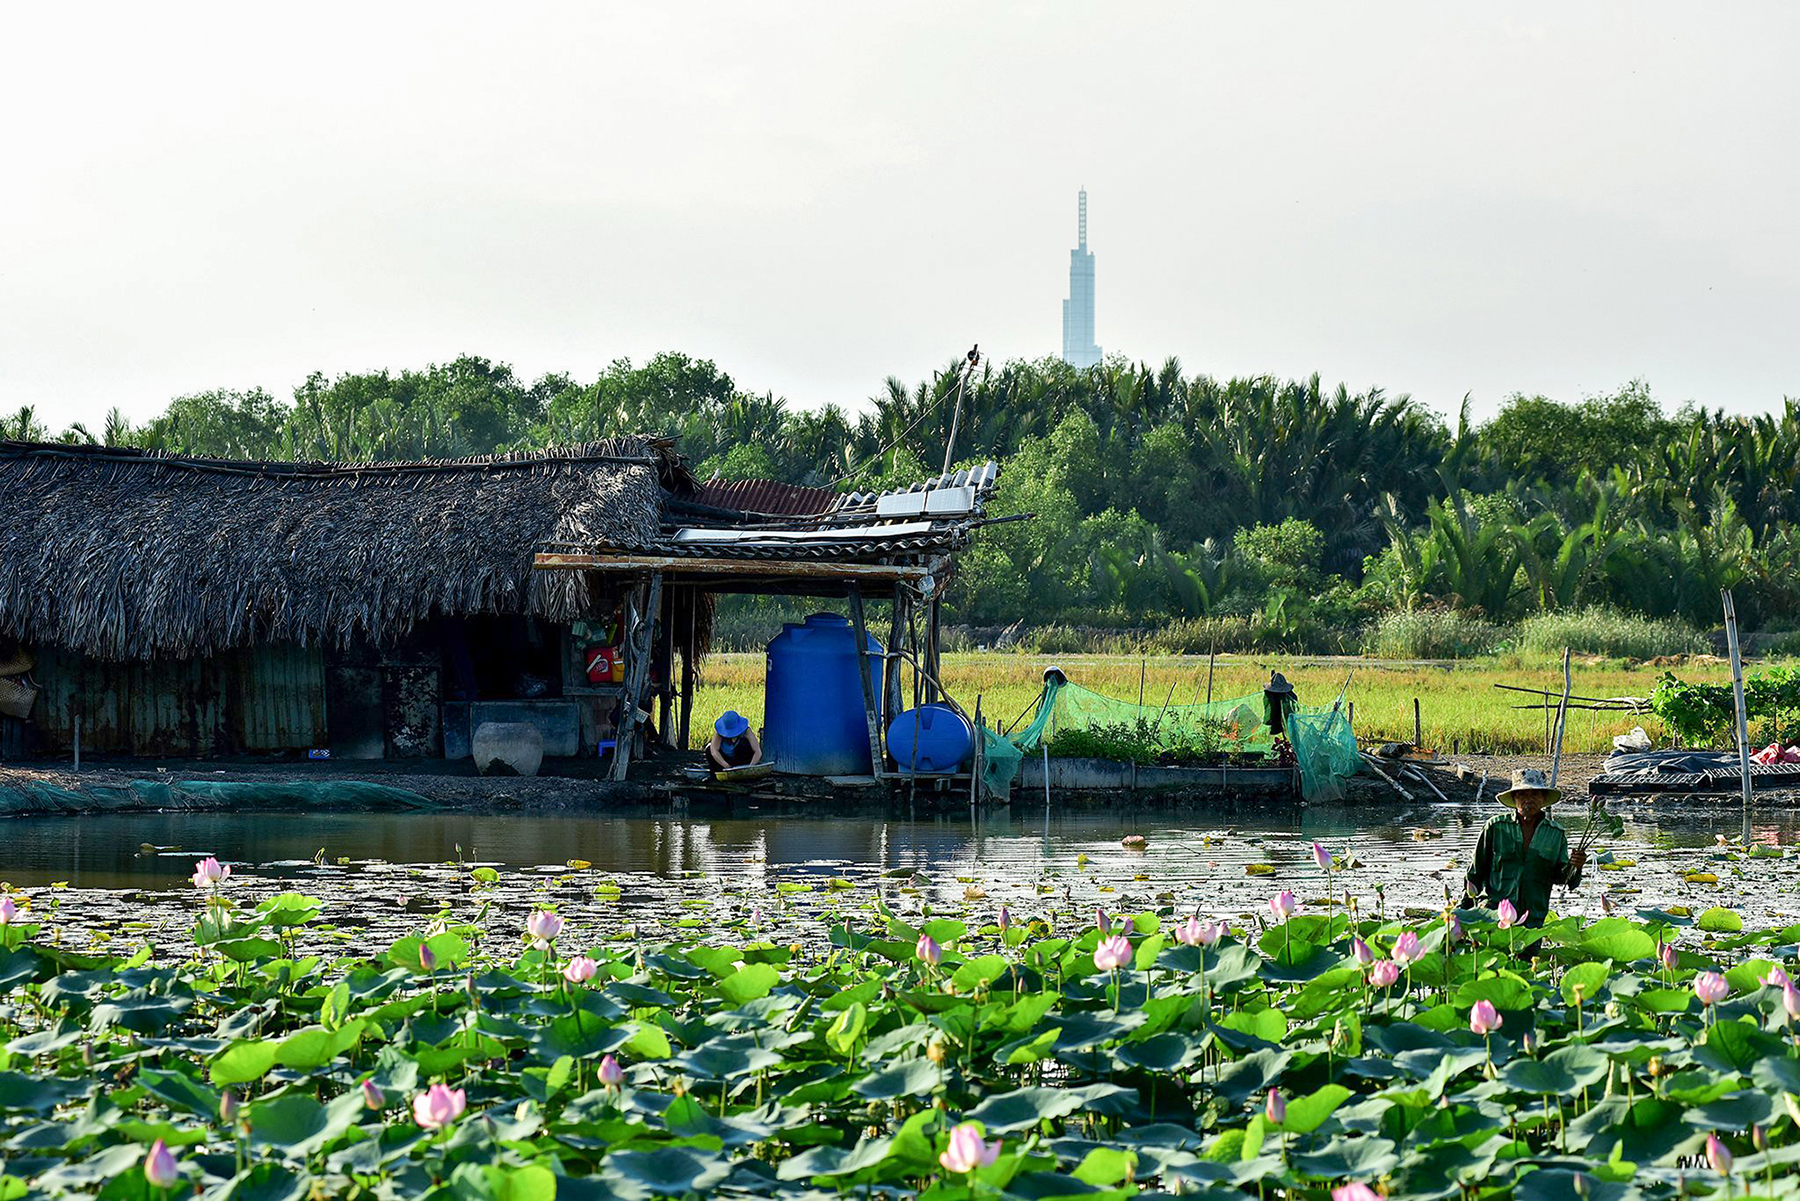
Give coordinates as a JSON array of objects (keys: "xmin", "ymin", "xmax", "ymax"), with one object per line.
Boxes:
[{"xmin": 1061, "ymin": 188, "xmax": 1101, "ymax": 368}]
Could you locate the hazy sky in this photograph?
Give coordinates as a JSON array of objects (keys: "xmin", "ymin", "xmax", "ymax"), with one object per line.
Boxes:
[{"xmin": 3, "ymin": 3, "xmax": 1796, "ymax": 432}]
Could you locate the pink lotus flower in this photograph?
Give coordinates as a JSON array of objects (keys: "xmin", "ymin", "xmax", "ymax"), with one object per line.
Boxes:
[
  {"xmin": 1173, "ymin": 916, "xmax": 1203, "ymax": 946},
  {"xmin": 938, "ymin": 1121, "xmax": 1002, "ymax": 1174},
  {"xmin": 1351, "ymin": 937, "xmax": 1374, "ymax": 966},
  {"xmin": 418, "ymin": 943, "xmax": 437, "ymax": 972},
  {"xmin": 1312, "ymin": 842, "xmax": 1331, "ymax": 871},
  {"xmin": 526, "ymin": 910, "xmax": 563, "ymax": 948},
  {"xmin": 1707, "ymin": 1131, "xmax": 1733, "ymax": 1175},
  {"xmin": 1762, "ymin": 966, "xmax": 1791, "ymax": 989},
  {"xmin": 0, "ymin": 896, "xmax": 16, "ymax": 925},
  {"xmin": 1469, "ymin": 999, "xmax": 1502, "ymax": 1035},
  {"xmin": 1332, "ymin": 1185, "xmax": 1380, "ymax": 1201},
  {"xmin": 1270, "ymin": 891, "xmax": 1298, "ymax": 921},
  {"xmin": 1095, "ymin": 909, "xmax": 1112, "ymax": 935},
  {"xmin": 190, "ymin": 857, "xmax": 229, "ymax": 888},
  {"xmin": 1093, "ymin": 934, "xmax": 1133, "ymax": 972},
  {"xmin": 219, "ymin": 1090, "xmax": 239, "ymax": 1123},
  {"xmin": 412, "ymin": 1083, "xmax": 466, "ymax": 1130},
  {"xmin": 1445, "ymin": 914, "xmax": 1463, "ymax": 943},
  {"xmin": 361, "ymin": 1079, "xmax": 385, "ymax": 1110},
  {"xmin": 1368, "ymin": 961, "xmax": 1400, "ymax": 989},
  {"xmin": 1660, "ymin": 943, "xmax": 1679, "ymax": 971},
  {"xmin": 996, "ymin": 906, "xmax": 1011, "ymax": 933},
  {"xmin": 143, "ymin": 1139, "xmax": 179, "ymax": 1188},
  {"xmin": 1693, "ymin": 971, "xmax": 1730, "ymax": 1006},
  {"xmin": 599, "ymin": 1054, "xmax": 623, "ymax": 1087},
  {"xmin": 916, "ymin": 933, "xmax": 942, "ymax": 966},
  {"xmin": 563, "ymin": 956, "xmax": 598, "ymax": 984},
  {"xmin": 1391, "ymin": 931, "xmax": 1421, "ymax": 966},
  {"xmin": 1784, "ymin": 981, "xmax": 1800, "ymax": 1020},
  {"xmin": 1264, "ymin": 1089, "xmax": 1285, "ymax": 1125},
  {"xmin": 1497, "ymin": 899, "xmax": 1519, "ymax": 929}
]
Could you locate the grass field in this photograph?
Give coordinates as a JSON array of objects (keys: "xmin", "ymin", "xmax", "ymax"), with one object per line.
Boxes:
[{"xmin": 688, "ymin": 651, "xmax": 1751, "ymax": 755}]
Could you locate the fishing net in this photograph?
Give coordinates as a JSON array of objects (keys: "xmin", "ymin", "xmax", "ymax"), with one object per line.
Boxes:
[
  {"xmin": 1286, "ymin": 703, "xmax": 1361, "ymax": 802},
  {"xmin": 975, "ymin": 667, "xmax": 1360, "ymax": 801}
]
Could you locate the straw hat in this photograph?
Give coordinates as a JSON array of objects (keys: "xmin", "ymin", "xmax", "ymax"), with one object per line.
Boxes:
[
  {"xmin": 0, "ymin": 646, "xmax": 32, "ymax": 677},
  {"xmin": 1496, "ymin": 767, "xmax": 1561, "ymax": 808}
]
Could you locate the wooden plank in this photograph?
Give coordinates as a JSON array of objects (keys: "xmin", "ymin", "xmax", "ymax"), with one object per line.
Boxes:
[
  {"xmin": 610, "ymin": 572, "xmax": 661, "ymax": 781},
  {"xmin": 535, "ymin": 552, "xmax": 929, "ymax": 581},
  {"xmin": 847, "ymin": 588, "xmax": 885, "ymax": 779}
]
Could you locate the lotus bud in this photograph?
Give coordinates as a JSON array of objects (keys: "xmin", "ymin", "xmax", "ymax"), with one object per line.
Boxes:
[
  {"xmin": 412, "ymin": 1083, "xmax": 467, "ymax": 1130},
  {"xmin": 1706, "ymin": 1131, "xmax": 1732, "ymax": 1175},
  {"xmin": 219, "ymin": 1089, "xmax": 239, "ymax": 1123},
  {"xmin": 1351, "ymin": 937, "xmax": 1374, "ymax": 966},
  {"xmin": 1660, "ymin": 943, "xmax": 1679, "ymax": 971},
  {"xmin": 1093, "ymin": 934, "xmax": 1133, "ymax": 972},
  {"xmin": 937, "ymin": 1121, "xmax": 1002, "ymax": 1173},
  {"xmin": 143, "ymin": 1139, "xmax": 179, "ymax": 1188},
  {"xmin": 598, "ymin": 1054, "xmax": 623, "ymax": 1087},
  {"xmin": 1497, "ymin": 899, "xmax": 1519, "ymax": 930},
  {"xmin": 1264, "ymin": 1089, "xmax": 1286, "ymax": 1125},
  {"xmin": 562, "ymin": 956, "xmax": 598, "ymax": 985},
  {"xmin": 1693, "ymin": 971, "xmax": 1730, "ymax": 1006},
  {"xmin": 361, "ymin": 1079, "xmax": 384, "ymax": 1110},
  {"xmin": 526, "ymin": 909, "xmax": 563, "ymax": 949},
  {"xmin": 1754, "ymin": 1123, "xmax": 1768, "ymax": 1152},
  {"xmin": 1095, "ymin": 909, "xmax": 1111, "ymax": 935},
  {"xmin": 1391, "ymin": 931, "xmax": 1421, "ymax": 966},
  {"xmin": 927, "ymin": 1038, "xmax": 948, "ymax": 1064},
  {"xmin": 1312, "ymin": 842, "xmax": 1331, "ymax": 871},
  {"xmin": 0, "ymin": 896, "xmax": 17, "ymax": 925},
  {"xmin": 1469, "ymin": 999, "xmax": 1502, "ymax": 1036},
  {"xmin": 418, "ymin": 943, "xmax": 436, "ymax": 972},
  {"xmin": 1331, "ymin": 1186, "xmax": 1380, "ymax": 1201},
  {"xmin": 1269, "ymin": 891, "xmax": 1298, "ymax": 921},
  {"xmin": 916, "ymin": 933, "xmax": 942, "ymax": 967},
  {"xmin": 1369, "ymin": 961, "xmax": 1400, "ymax": 988},
  {"xmin": 997, "ymin": 906, "xmax": 1011, "ymax": 934}
]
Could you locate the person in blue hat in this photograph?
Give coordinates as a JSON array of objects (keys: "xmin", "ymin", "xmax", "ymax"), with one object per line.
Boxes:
[{"xmin": 706, "ymin": 710, "xmax": 762, "ymax": 774}]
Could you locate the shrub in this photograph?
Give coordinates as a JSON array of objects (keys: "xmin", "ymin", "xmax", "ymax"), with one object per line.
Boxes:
[
  {"xmin": 1365, "ymin": 609, "xmax": 1502, "ymax": 659},
  {"xmin": 1045, "ymin": 716, "xmax": 1230, "ymax": 765},
  {"xmin": 1141, "ymin": 617, "xmax": 1260, "ymax": 655},
  {"xmin": 1517, "ymin": 607, "xmax": 1706, "ymax": 660}
]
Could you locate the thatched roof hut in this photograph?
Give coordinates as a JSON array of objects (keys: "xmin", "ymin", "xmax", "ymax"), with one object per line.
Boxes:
[{"xmin": 0, "ymin": 437, "xmax": 691, "ymax": 662}]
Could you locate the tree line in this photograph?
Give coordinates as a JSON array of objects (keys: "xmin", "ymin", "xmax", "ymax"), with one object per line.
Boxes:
[{"xmin": 7, "ymin": 353, "xmax": 1799, "ymax": 639}]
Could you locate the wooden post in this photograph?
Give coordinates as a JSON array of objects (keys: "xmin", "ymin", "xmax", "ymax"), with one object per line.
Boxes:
[
  {"xmin": 1204, "ymin": 643, "xmax": 1216, "ymax": 707},
  {"xmin": 885, "ymin": 585, "xmax": 907, "ymax": 726},
  {"xmin": 610, "ymin": 572, "xmax": 661, "ymax": 782},
  {"xmin": 658, "ymin": 584, "xmax": 677, "ymax": 749},
  {"xmin": 678, "ymin": 593, "xmax": 696, "ymax": 752},
  {"xmin": 848, "ymin": 587, "xmax": 885, "ymax": 779},
  {"xmin": 969, "ymin": 695, "xmax": 983, "ymax": 807},
  {"xmin": 924, "ymin": 595, "xmax": 942, "ymax": 704},
  {"xmin": 1412, "ymin": 697, "xmax": 1422, "ymax": 748},
  {"xmin": 1723, "ymin": 590, "xmax": 1753, "ymax": 844}
]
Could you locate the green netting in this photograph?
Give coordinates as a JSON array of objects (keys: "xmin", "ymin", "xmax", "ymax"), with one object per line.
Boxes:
[
  {"xmin": 1287, "ymin": 703, "xmax": 1361, "ymax": 802},
  {"xmin": 974, "ymin": 670, "xmax": 1368, "ymax": 800},
  {"xmin": 1042, "ymin": 682, "xmax": 1275, "ymax": 754}
]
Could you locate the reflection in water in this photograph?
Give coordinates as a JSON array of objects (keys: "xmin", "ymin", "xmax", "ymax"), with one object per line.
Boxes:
[{"xmin": 0, "ymin": 801, "xmax": 1784, "ymax": 893}]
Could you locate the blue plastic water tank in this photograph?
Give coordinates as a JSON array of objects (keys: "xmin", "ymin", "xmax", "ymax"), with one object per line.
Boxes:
[
  {"xmin": 764, "ymin": 613, "xmax": 884, "ymax": 775},
  {"xmin": 886, "ymin": 703, "xmax": 974, "ymax": 773}
]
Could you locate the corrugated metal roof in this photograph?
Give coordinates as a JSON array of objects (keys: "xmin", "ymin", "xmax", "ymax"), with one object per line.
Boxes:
[
  {"xmin": 691, "ymin": 477, "xmax": 841, "ymax": 516},
  {"xmin": 842, "ymin": 461, "xmax": 999, "ymax": 507}
]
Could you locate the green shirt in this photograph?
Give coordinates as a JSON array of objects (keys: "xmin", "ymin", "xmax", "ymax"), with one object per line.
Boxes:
[{"xmin": 1463, "ymin": 813, "xmax": 1581, "ymax": 926}]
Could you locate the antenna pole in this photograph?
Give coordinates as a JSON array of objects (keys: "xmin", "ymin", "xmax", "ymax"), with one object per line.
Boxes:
[{"xmin": 940, "ymin": 345, "xmax": 980, "ymax": 476}]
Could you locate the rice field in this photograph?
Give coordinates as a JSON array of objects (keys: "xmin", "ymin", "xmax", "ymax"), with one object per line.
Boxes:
[{"xmin": 690, "ymin": 651, "xmax": 1750, "ymax": 755}]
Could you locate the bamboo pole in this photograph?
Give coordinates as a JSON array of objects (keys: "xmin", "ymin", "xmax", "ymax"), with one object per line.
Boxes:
[
  {"xmin": 1549, "ymin": 647, "xmax": 1573, "ymax": 787},
  {"xmin": 1723, "ymin": 590, "xmax": 1753, "ymax": 844},
  {"xmin": 848, "ymin": 588, "xmax": 885, "ymax": 780}
]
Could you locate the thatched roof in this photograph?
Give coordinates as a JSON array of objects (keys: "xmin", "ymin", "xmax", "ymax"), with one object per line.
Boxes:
[{"xmin": 0, "ymin": 437, "xmax": 690, "ymax": 661}]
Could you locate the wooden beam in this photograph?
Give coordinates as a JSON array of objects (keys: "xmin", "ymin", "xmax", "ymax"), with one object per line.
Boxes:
[
  {"xmin": 848, "ymin": 588, "xmax": 885, "ymax": 779},
  {"xmin": 678, "ymin": 591, "xmax": 695, "ymax": 752},
  {"xmin": 885, "ymin": 584, "xmax": 907, "ymax": 728},
  {"xmin": 535, "ymin": 552, "xmax": 930, "ymax": 581}
]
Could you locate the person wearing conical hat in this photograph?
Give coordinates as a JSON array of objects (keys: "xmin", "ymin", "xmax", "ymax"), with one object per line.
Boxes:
[{"xmin": 1462, "ymin": 768, "xmax": 1585, "ymax": 927}]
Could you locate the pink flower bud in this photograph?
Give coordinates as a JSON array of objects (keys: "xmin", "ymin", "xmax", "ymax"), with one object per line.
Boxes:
[
  {"xmin": 361, "ymin": 1079, "xmax": 385, "ymax": 1110},
  {"xmin": 996, "ymin": 906, "xmax": 1011, "ymax": 933},
  {"xmin": 1351, "ymin": 937, "xmax": 1374, "ymax": 965},
  {"xmin": 1469, "ymin": 999, "xmax": 1502, "ymax": 1035},
  {"xmin": 1095, "ymin": 909, "xmax": 1111, "ymax": 935},
  {"xmin": 1391, "ymin": 931, "xmax": 1421, "ymax": 966},
  {"xmin": 598, "ymin": 1054, "xmax": 624, "ymax": 1087},
  {"xmin": 1693, "ymin": 971, "xmax": 1730, "ymax": 1007},
  {"xmin": 526, "ymin": 910, "xmax": 564, "ymax": 947},
  {"xmin": 916, "ymin": 933, "xmax": 942, "ymax": 966},
  {"xmin": 412, "ymin": 1083, "xmax": 466, "ymax": 1130},
  {"xmin": 1497, "ymin": 899, "xmax": 1519, "ymax": 929},
  {"xmin": 1660, "ymin": 943, "xmax": 1679, "ymax": 972},
  {"xmin": 1264, "ymin": 1089, "xmax": 1286, "ymax": 1124},
  {"xmin": 1093, "ymin": 934, "xmax": 1132, "ymax": 972},
  {"xmin": 938, "ymin": 1121, "xmax": 1002, "ymax": 1173},
  {"xmin": 1270, "ymin": 891, "xmax": 1298, "ymax": 920},
  {"xmin": 1312, "ymin": 842, "xmax": 1331, "ymax": 872},
  {"xmin": 1706, "ymin": 1131, "xmax": 1733, "ymax": 1175},
  {"xmin": 418, "ymin": 943, "xmax": 437, "ymax": 972},
  {"xmin": 143, "ymin": 1139, "xmax": 179, "ymax": 1188},
  {"xmin": 0, "ymin": 896, "xmax": 17, "ymax": 925},
  {"xmin": 562, "ymin": 956, "xmax": 598, "ymax": 984},
  {"xmin": 1369, "ymin": 960, "xmax": 1400, "ymax": 988}
]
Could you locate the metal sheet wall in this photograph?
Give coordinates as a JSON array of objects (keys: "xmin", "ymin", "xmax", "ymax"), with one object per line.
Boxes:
[{"xmin": 30, "ymin": 644, "xmax": 326, "ymax": 757}]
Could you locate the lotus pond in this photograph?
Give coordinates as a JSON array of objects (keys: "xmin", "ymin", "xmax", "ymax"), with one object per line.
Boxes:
[{"xmin": 6, "ymin": 806, "xmax": 1800, "ymax": 1198}]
